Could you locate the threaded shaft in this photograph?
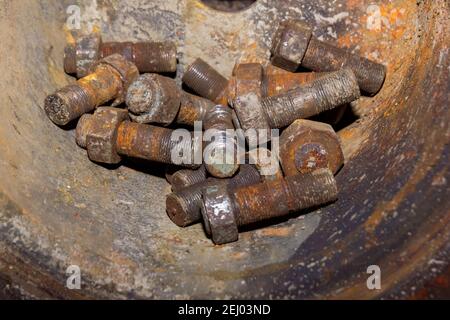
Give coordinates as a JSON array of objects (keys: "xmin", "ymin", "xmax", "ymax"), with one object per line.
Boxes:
[
  {"xmin": 169, "ymin": 165, "xmax": 207, "ymax": 191},
  {"xmin": 203, "ymin": 105, "xmax": 239, "ymax": 178},
  {"xmin": 182, "ymin": 58, "xmax": 228, "ymax": 102},
  {"xmin": 116, "ymin": 121, "xmax": 197, "ymax": 168},
  {"xmin": 302, "ymin": 38, "xmax": 386, "ymax": 95},
  {"xmin": 262, "ymin": 71, "xmax": 325, "ymax": 97},
  {"xmin": 100, "ymin": 41, "xmax": 177, "ymax": 73},
  {"xmin": 166, "ymin": 164, "xmax": 261, "ymax": 227},
  {"xmin": 232, "ymin": 168, "xmax": 338, "ymax": 226},
  {"xmin": 44, "ymin": 85, "xmax": 94, "ymax": 126},
  {"xmin": 176, "ymin": 92, "xmax": 215, "ymax": 126},
  {"xmin": 260, "ymin": 69, "xmax": 360, "ymax": 128}
]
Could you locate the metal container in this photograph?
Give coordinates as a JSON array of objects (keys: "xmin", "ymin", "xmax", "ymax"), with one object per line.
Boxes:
[{"xmin": 0, "ymin": 0, "xmax": 448, "ymax": 299}]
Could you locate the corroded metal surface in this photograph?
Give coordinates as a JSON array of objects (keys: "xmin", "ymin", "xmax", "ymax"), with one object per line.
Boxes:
[{"xmin": 0, "ymin": 0, "xmax": 448, "ymax": 299}]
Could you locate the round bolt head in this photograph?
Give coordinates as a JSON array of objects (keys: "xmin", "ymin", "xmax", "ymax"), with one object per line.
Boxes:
[
  {"xmin": 126, "ymin": 74, "xmax": 181, "ymax": 125},
  {"xmin": 270, "ymin": 20, "xmax": 312, "ymax": 72},
  {"xmin": 280, "ymin": 119, "xmax": 344, "ymax": 176},
  {"xmin": 93, "ymin": 54, "xmax": 139, "ymax": 106},
  {"xmin": 201, "ymin": 184, "xmax": 238, "ymax": 245},
  {"xmin": 86, "ymin": 107, "xmax": 129, "ymax": 164}
]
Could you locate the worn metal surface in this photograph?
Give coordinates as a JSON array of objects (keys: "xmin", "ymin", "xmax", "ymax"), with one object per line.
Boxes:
[{"xmin": 0, "ymin": 0, "xmax": 448, "ymax": 299}]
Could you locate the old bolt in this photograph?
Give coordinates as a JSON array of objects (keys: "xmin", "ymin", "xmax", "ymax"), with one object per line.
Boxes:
[
  {"xmin": 279, "ymin": 119, "xmax": 344, "ymax": 176},
  {"xmin": 75, "ymin": 107, "xmax": 200, "ymax": 168},
  {"xmin": 201, "ymin": 168, "xmax": 338, "ymax": 245},
  {"xmin": 166, "ymin": 164, "xmax": 261, "ymax": 227},
  {"xmin": 126, "ymin": 73, "xmax": 215, "ymax": 126},
  {"xmin": 182, "ymin": 58, "xmax": 229, "ymax": 103},
  {"xmin": 233, "ymin": 68, "xmax": 360, "ymax": 144},
  {"xmin": 166, "ymin": 165, "xmax": 207, "ymax": 192},
  {"xmin": 203, "ymin": 105, "xmax": 239, "ymax": 178},
  {"xmin": 45, "ymin": 54, "xmax": 139, "ymax": 126},
  {"xmin": 270, "ymin": 20, "xmax": 387, "ymax": 95},
  {"xmin": 64, "ymin": 32, "xmax": 177, "ymax": 78}
]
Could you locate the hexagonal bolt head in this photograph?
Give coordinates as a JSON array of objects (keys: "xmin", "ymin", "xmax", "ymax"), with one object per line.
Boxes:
[
  {"xmin": 78, "ymin": 107, "xmax": 129, "ymax": 164},
  {"xmin": 270, "ymin": 20, "xmax": 312, "ymax": 72},
  {"xmin": 126, "ymin": 74, "xmax": 181, "ymax": 125},
  {"xmin": 280, "ymin": 119, "xmax": 344, "ymax": 176}
]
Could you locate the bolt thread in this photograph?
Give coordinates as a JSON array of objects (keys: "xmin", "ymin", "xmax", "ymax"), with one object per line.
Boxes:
[
  {"xmin": 116, "ymin": 121, "xmax": 197, "ymax": 167},
  {"xmin": 233, "ymin": 168, "xmax": 338, "ymax": 226},
  {"xmin": 261, "ymin": 69, "xmax": 360, "ymax": 128},
  {"xmin": 170, "ymin": 165, "xmax": 207, "ymax": 191},
  {"xmin": 166, "ymin": 164, "xmax": 261, "ymax": 227},
  {"xmin": 182, "ymin": 58, "xmax": 228, "ymax": 101},
  {"xmin": 44, "ymin": 84, "xmax": 94, "ymax": 126},
  {"xmin": 177, "ymin": 92, "xmax": 215, "ymax": 126},
  {"xmin": 302, "ymin": 38, "xmax": 386, "ymax": 95}
]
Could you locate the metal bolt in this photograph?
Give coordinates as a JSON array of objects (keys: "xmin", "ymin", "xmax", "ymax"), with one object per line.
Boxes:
[
  {"xmin": 76, "ymin": 107, "xmax": 200, "ymax": 168},
  {"xmin": 166, "ymin": 164, "xmax": 261, "ymax": 227},
  {"xmin": 166, "ymin": 165, "xmax": 207, "ymax": 192},
  {"xmin": 233, "ymin": 68, "xmax": 360, "ymax": 144},
  {"xmin": 247, "ymin": 147, "xmax": 283, "ymax": 182},
  {"xmin": 64, "ymin": 32, "xmax": 177, "ymax": 78},
  {"xmin": 45, "ymin": 54, "xmax": 139, "ymax": 126},
  {"xmin": 270, "ymin": 20, "xmax": 386, "ymax": 95},
  {"xmin": 182, "ymin": 58, "xmax": 229, "ymax": 103},
  {"xmin": 126, "ymin": 74, "xmax": 215, "ymax": 126},
  {"xmin": 279, "ymin": 119, "xmax": 344, "ymax": 176},
  {"xmin": 203, "ymin": 105, "xmax": 239, "ymax": 178},
  {"xmin": 201, "ymin": 168, "xmax": 338, "ymax": 244}
]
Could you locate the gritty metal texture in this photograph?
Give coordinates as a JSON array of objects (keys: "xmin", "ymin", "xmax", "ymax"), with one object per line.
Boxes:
[
  {"xmin": 182, "ymin": 58, "xmax": 229, "ymax": 102},
  {"xmin": 166, "ymin": 164, "xmax": 261, "ymax": 227},
  {"xmin": 201, "ymin": 168, "xmax": 338, "ymax": 244},
  {"xmin": 76, "ymin": 107, "xmax": 199, "ymax": 168},
  {"xmin": 203, "ymin": 105, "xmax": 239, "ymax": 178},
  {"xmin": 166, "ymin": 165, "xmax": 207, "ymax": 191},
  {"xmin": 177, "ymin": 92, "xmax": 215, "ymax": 126},
  {"xmin": 44, "ymin": 54, "xmax": 138, "ymax": 126},
  {"xmin": 271, "ymin": 20, "xmax": 387, "ymax": 95},
  {"xmin": 126, "ymin": 74, "xmax": 181, "ymax": 125},
  {"xmin": 280, "ymin": 119, "xmax": 344, "ymax": 176},
  {"xmin": 65, "ymin": 32, "xmax": 177, "ymax": 77},
  {"xmin": 247, "ymin": 148, "xmax": 283, "ymax": 182},
  {"xmin": 0, "ymin": 0, "xmax": 448, "ymax": 300}
]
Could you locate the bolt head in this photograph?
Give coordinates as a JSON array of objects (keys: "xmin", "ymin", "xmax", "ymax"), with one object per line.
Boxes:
[
  {"xmin": 270, "ymin": 20, "xmax": 312, "ymax": 72},
  {"xmin": 86, "ymin": 107, "xmax": 129, "ymax": 164},
  {"xmin": 94, "ymin": 54, "xmax": 139, "ymax": 106},
  {"xmin": 74, "ymin": 33, "xmax": 102, "ymax": 78},
  {"xmin": 280, "ymin": 119, "xmax": 344, "ymax": 176},
  {"xmin": 233, "ymin": 93, "xmax": 271, "ymax": 145},
  {"xmin": 126, "ymin": 74, "xmax": 181, "ymax": 125},
  {"xmin": 201, "ymin": 184, "xmax": 238, "ymax": 245}
]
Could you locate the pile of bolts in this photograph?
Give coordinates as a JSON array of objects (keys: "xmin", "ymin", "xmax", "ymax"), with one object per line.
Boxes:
[{"xmin": 44, "ymin": 20, "xmax": 386, "ymax": 245}]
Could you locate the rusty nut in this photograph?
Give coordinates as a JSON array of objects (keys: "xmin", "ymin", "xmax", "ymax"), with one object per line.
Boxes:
[
  {"xmin": 279, "ymin": 119, "xmax": 344, "ymax": 176},
  {"xmin": 85, "ymin": 107, "xmax": 129, "ymax": 164}
]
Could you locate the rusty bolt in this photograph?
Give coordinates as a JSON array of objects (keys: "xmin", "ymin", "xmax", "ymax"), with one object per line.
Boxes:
[
  {"xmin": 64, "ymin": 32, "xmax": 177, "ymax": 78},
  {"xmin": 126, "ymin": 74, "xmax": 215, "ymax": 126},
  {"xmin": 182, "ymin": 58, "xmax": 229, "ymax": 103},
  {"xmin": 45, "ymin": 54, "xmax": 139, "ymax": 126},
  {"xmin": 279, "ymin": 119, "xmax": 344, "ymax": 176},
  {"xmin": 76, "ymin": 107, "xmax": 199, "ymax": 168},
  {"xmin": 203, "ymin": 105, "xmax": 239, "ymax": 178},
  {"xmin": 166, "ymin": 164, "xmax": 261, "ymax": 227},
  {"xmin": 270, "ymin": 20, "xmax": 386, "ymax": 95},
  {"xmin": 201, "ymin": 168, "xmax": 338, "ymax": 244},
  {"xmin": 233, "ymin": 68, "xmax": 360, "ymax": 144},
  {"xmin": 166, "ymin": 165, "xmax": 207, "ymax": 192}
]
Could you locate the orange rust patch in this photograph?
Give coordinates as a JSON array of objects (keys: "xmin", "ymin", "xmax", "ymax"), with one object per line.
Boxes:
[{"xmin": 258, "ymin": 226, "xmax": 294, "ymax": 237}]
